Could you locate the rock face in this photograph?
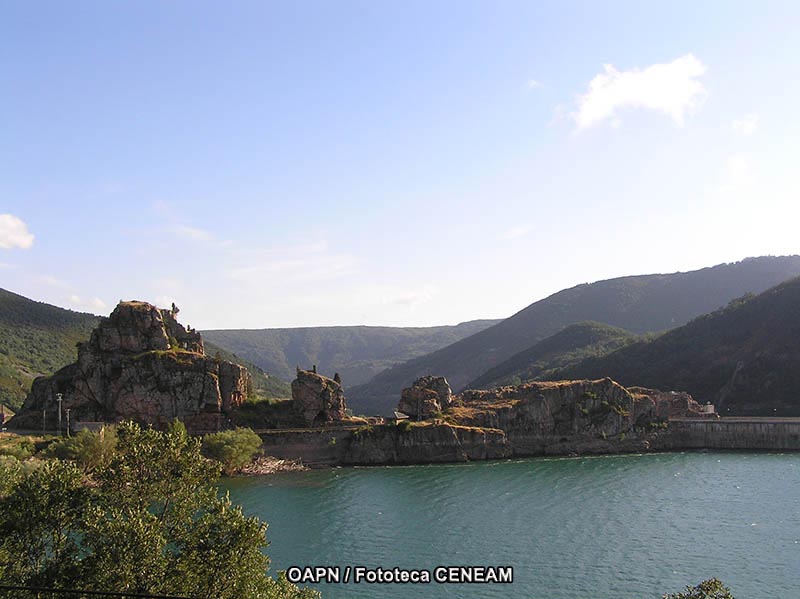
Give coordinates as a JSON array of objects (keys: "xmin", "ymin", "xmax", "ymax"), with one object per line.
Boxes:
[
  {"xmin": 343, "ymin": 423, "xmax": 510, "ymax": 465},
  {"xmin": 628, "ymin": 387, "xmax": 707, "ymax": 419},
  {"xmin": 10, "ymin": 301, "xmax": 249, "ymax": 431},
  {"xmin": 397, "ymin": 376, "xmax": 453, "ymax": 420},
  {"xmin": 291, "ymin": 369, "xmax": 347, "ymax": 426}
]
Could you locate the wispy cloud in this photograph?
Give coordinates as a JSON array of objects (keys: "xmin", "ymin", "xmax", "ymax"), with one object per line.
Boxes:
[
  {"xmin": 227, "ymin": 240, "xmax": 357, "ymax": 284},
  {"xmin": 500, "ymin": 225, "xmax": 532, "ymax": 240},
  {"xmin": 732, "ymin": 113, "xmax": 759, "ymax": 135},
  {"xmin": 169, "ymin": 225, "xmax": 215, "ymax": 242},
  {"xmin": 573, "ymin": 54, "xmax": 707, "ymax": 129},
  {"xmin": 68, "ymin": 294, "xmax": 107, "ymax": 313},
  {"xmin": 527, "ymin": 79, "xmax": 542, "ymax": 89},
  {"xmin": 0, "ymin": 214, "xmax": 34, "ymax": 249}
]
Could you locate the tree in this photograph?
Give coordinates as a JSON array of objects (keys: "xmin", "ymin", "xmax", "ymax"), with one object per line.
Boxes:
[
  {"xmin": 202, "ymin": 427, "xmax": 264, "ymax": 475},
  {"xmin": 0, "ymin": 421, "xmax": 318, "ymax": 599},
  {"xmin": 663, "ymin": 578, "xmax": 734, "ymax": 599}
]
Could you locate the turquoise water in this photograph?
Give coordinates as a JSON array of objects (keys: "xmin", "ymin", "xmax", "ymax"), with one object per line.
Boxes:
[{"xmin": 223, "ymin": 452, "xmax": 800, "ymax": 598}]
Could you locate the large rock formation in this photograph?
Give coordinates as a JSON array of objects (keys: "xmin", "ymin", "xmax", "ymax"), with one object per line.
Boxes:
[
  {"xmin": 10, "ymin": 301, "xmax": 250, "ymax": 431},
  {"xmin": 397, "ymin": 375, "xmax": 453, "ymax": 420},
  {"xmin": 447, "ymin": 378, "xmax": 706, "ymax": 455},
  {"xmin": 291, "ymin": 368, "xmax": 347, "ymax": 426}
]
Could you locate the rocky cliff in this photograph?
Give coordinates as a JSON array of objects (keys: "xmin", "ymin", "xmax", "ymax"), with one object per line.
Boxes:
[
  {"xmin": 291, "ymin": 368, "xmax": 347, "ymax": 426},
  {"xmin": 397, "ymin": 375, "xmax": 453, "ymax": 420},
  {"xmin": 9, "ymin": 301, "xmax": 250, "ymax": 431}
]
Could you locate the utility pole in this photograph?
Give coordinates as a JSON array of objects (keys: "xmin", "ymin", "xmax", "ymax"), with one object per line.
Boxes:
[
  {"xmin": 42, "ymin": 409, "xmax": 46, "ymax": 434},
  {"xmin": 56, "ymin": 393, "xmax": 63, "ymax": 436},
  {"xmin": 65, "ymin": 408, "xmax": 71, "ymax": 438}
]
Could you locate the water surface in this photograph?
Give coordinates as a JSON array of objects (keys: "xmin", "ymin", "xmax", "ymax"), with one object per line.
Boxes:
[{"xmin": 224, "ymin": 452, "xmax": 800, "ymax": 598}]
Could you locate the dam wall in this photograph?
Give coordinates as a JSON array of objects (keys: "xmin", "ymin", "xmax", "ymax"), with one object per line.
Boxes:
[
  {"xmin": 663, "ymin": 417, "xmax": 800, "ymax": 450},
  {"xmin": 257, "ymin": 418, "xmax": 800, "ymax": 468}
]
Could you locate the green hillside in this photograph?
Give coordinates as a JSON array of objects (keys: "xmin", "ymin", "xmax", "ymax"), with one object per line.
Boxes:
[
  {"xmin": 201, "ymin": 319, "xmax": 500, "ymax": 387},
  {"xmin": 466, "ymin": 322, "xmax": 638, "ymax": 390},
  {"xmin": 554, "ymin": 278, "xmax": 800, "ymax": 415},
  {"xmin": 0, "ymin": 288, "xmax": 100, "ymax": 410},
  {"xmin": 349, "ymin": 256, "xmax": 800, "ymax": 415},
  {"xmin": 203, "ymin": 341, "xmax": 291, "ymax": 400}
]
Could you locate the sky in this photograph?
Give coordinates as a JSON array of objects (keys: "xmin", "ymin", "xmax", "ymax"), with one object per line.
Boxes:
[{"xmin": 2, "ymin": 1, "xmax": 800, "ymax": 329}]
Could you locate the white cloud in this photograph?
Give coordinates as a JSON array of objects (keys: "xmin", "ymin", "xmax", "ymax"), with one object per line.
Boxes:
[
  {"xmin": 721, "ymin": 154, "xmax": 755, "ymax": 190},
  {"xmin": 527, "ymin": 79, "xmax": 541, "ymax": 89},
  {"xmin": 573, "ymin": 54, "xmax": 707, "ymax": 129},
  {"xmin": 733, "ymin": 113, "xmax": 759, "ymax": 135},
  {"xmin": 68, "ymin": 294, "xmax": 107, "ymax": 313},
  {"xmin": 170, "ymin": 225, "xmax": 215, "ymax": 242},
  {"xmin": 500, "ymin": 225, "xmax": 532, "ymax": 240},
  {"xmin": 0, "ymin": 214, "xmax": 34, "ymax": 249}
]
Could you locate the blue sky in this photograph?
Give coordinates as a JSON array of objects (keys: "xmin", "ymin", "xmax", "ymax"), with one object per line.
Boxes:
[{"xmin": 2, "ymin": 1, "xmax": 799, "ymax": 328}]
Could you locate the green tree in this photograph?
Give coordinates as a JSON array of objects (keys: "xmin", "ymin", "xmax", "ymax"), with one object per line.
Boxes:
[
  {"xmin": 202, "ymin": 427, "xmax": 264, "ymax": 475},
  {"xmin": 0, "ymin": 421, "xmax": 318, "ymax": 599},
  {"xmin": 663, "ymin": 578, "xmax": 734, "ymax": 599}
]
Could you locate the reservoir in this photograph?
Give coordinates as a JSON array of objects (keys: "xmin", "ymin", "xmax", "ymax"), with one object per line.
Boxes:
[{"xmin": 224, "ymin": 452, "xmax": 800, "ymax": 598}]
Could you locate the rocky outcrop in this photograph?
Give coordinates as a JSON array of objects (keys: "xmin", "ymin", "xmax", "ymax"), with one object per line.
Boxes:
[
  {"xmin": 397, "ymin": 376, "xmax": 453, "ymax": 420},
  {"xmin": 10, "ymin": 301, "xmax": 249, "ymax": 431},
  {"xmin": 291, "ymin": 368, "xmax": 347, "ymax": 426},
  {"xmin": 447, "ymin": 378, "xmax": 672, "ymax": 455},
  {"xmin": 628, "ymin": 387, "xmax": 707, "ymax": 419}
]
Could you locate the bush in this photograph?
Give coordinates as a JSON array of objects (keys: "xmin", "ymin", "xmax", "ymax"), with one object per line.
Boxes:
[
  {"xmin": 202, "ymin": 427, "xmax": 263, "ymax": 475},
  {"xmin": 663, "ymin": 578, "xmax": 734, "ymax": 599},
  {"xmin": 43, "ymin": 427, "xmax": 117, "ymax": 473},
  {"xmin": 396, "ymin": 419, "xmax": 413, "ymax": 433},
  {"xmin": 0, "ymin": 436, "xmax": 35, "ymax": 461}
]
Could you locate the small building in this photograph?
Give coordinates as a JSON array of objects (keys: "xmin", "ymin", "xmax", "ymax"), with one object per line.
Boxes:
[{"xmin": 700, "ymin": 402, "xmax": 716, "ymax": 417}]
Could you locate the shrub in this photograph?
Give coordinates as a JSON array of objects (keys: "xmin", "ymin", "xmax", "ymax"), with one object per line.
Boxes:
[
  {"xmin": 201, "ymin": 427, "xmax": 263, "ymax": 475},
  {"xmin": 663, "ymin": 578, "xmax": 734, "ymax": 599},
  {"xmin": 43, "ymin": 427, "xmax": 117, "ymax": 473},
  {"xmin": 0, "ymin": 436, "xmax": 35, "ymax": 461},
  {"xmin": 353, "ymin": 424, "xmax": 374, "ymax": 437},
  {"xmin": 396, "ymin": 419, "xmax": 413, "ymax": 433}
]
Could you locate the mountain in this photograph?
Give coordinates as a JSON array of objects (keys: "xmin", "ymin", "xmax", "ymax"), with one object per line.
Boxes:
[
  {"xmin": 0, "ymin": 288, "xmax": 100, "ymax": 410},
  {"xmin": 201, "ymin": 320, "xmax": 500, "ymax": 386},
  {"xmin": 466, "ymin": 322, "xmax": 637, "ymax": 390},
  {"xmin": 553, "ymin": 277, "xmax": 800, "ymax": 415},
  {"xmin": 348, "ymin": 256, "xmax": 800, "ymax": 415}
]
